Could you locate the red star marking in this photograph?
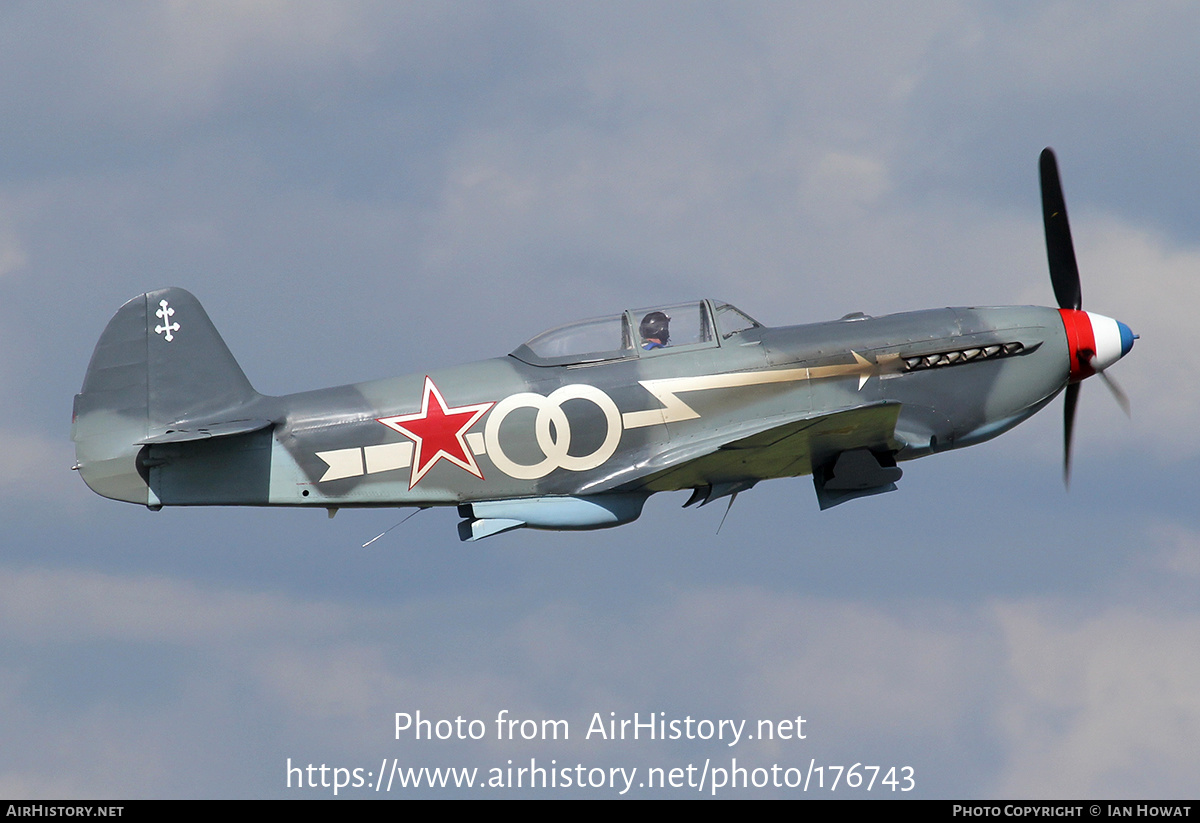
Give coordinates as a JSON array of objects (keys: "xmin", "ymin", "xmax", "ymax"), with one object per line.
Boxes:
[{"xmin": 377, "ymin": 376, "xmax": 494, "ymax": 489}]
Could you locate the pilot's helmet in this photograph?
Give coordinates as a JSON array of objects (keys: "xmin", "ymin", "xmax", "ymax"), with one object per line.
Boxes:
[{"xmin": 640, "ymin": 311, "xmax": 671, "ymax": 343}]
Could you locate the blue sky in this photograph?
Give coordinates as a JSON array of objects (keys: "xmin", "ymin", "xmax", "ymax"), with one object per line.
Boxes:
[{"xmin": 2, "ymin": 1, "xmax": 1197, "ymax": 797}]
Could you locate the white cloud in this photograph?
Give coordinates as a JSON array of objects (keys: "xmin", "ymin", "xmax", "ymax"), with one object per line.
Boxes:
[
  {"xmin": 4, "ymin": 565, "xmax": 1196, "ymax": 796},
  {"xmin": 0, "ymin": 227, "xmax": 25, "ymax": 279},
  {"xmin": 993, "ymin": 601, "xmax": 1200, "ymax": 797},
  {"xmin": 0, "ymin": 567, "xmax": 359, "ymax": 643},
  {"xmin": 1065, "ymin": 215, "xmax": 1200, "ymax": 457},
  {"xmin": 803, "ymin": 152, "xmax": 892, "ymax": 218},
  {"xmin": 1150, "ymin": 523, "xmax": 1200, "ymax": 581},
  {"xmin": 0, "ymin": 430, "xmax": 77, "ymax": 502}
]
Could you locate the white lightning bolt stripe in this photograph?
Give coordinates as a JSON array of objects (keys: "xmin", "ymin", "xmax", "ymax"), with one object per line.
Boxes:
[{"xmin": 621, "ymin": 352, "xmax": 875, "ymax": 430}]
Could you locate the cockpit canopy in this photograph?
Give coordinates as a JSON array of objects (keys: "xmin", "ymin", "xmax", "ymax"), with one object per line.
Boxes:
[{"xmin": 510, "ymin": 300, "xmax": 762, "ymax": 366}]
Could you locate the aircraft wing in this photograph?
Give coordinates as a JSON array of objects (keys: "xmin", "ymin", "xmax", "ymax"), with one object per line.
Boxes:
[{"xmin": 591, "ymin": 400, "xmax": 903, "ymax": 496}]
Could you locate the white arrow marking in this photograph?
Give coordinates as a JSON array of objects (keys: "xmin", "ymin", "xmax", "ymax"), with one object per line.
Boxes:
[{"xmin": 316, "ymin": 448, "xmax": 364, "ymax": 482}]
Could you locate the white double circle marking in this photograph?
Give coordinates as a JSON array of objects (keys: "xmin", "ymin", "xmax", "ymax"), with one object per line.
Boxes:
[{"xmin": 484, "ymin": 384, "xmax": 623, "ymax": 480}]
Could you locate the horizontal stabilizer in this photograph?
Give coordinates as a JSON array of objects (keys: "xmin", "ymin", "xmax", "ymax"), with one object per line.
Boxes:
[{"xmin": 137, "ymin": 418, "xmax": 274, "ymax": 445}]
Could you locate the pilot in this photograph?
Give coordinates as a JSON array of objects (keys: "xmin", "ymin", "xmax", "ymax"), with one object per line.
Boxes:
[{"xmin": 640, "ymin": 311, "xmax": 671, "ymax": 350}]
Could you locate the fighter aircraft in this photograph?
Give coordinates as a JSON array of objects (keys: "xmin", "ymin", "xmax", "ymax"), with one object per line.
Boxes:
[{"xmin": 72, "ymin": 149, "xmax": 1135, "ymax": 541}]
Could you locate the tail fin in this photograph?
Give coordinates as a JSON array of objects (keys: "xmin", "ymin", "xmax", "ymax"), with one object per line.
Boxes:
[{"xmin": 72, "ymin": 288, "xmax": 266, "ymax": 505}]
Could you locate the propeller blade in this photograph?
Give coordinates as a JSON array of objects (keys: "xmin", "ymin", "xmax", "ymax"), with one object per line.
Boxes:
[
  {"xmin": 1040, "ymin": 148, "xmax": 1082, "ymax": 311},
  {"xmin": 1063, "ymin": 381, "xmax": 1080, "ymax": 487},
  {"xmin": 1096, "ymin": 368, "xmax": 1131, "ymax": 417}
]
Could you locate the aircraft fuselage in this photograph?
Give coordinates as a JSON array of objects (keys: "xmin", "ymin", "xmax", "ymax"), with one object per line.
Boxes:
[{"xmin": 113, "ymin": 303, "xmax": 1069, "ymax": 510}]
